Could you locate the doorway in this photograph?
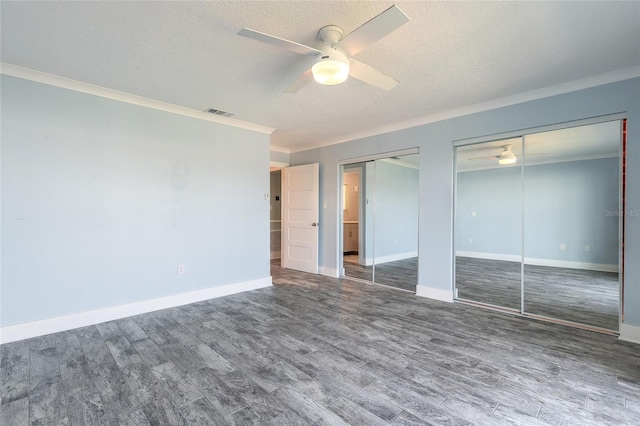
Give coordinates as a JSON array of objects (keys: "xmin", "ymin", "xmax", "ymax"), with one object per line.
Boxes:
[
  {"xmin": 341, "ymin": 151, "xmax": 419, "ymax": 292},
  {"xmin": 270, "ymin": 168, "xmax": 283, "ymax": 260},
  {"xmin": 454, "ymin": 118, "xmax": 624, "ymax": 332}
]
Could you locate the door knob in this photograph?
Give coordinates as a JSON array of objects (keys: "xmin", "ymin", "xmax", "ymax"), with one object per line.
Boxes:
[{"xmin": 312, "ymin": 222, "xmax": 318, "ymax": 227}]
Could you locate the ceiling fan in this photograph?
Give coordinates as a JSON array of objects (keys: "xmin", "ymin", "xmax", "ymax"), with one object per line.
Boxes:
[
  {"xmin": 468, "ymin": 144, "xmax": 552, "ymax": 165},
  {"xmin": 238, "ymin": 5, "xmax": 410, "ymax": 93}
]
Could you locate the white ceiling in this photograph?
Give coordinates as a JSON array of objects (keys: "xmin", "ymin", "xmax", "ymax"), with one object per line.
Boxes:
[{"xmin": 1, "ymin": 1, "xmax": 639, "ymax": 152}]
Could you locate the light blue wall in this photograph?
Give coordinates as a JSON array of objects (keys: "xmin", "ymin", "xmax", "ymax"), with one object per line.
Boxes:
[
  {"xmin": 456, "ymin": 165, "xmax": 522, "ymax": 256},
  {"xmin": 270, "ymin": 150, "xmax": 290, "ymax": 165},
  {"xmin": 290, "ymin": 77, "xmax": 640, "ymax": 326},
  {"xmin": 374, "ymin": 160, "xmax": 419, "ymax": 259},
  {"xmin": 456, "ymin": 158, "xmax": 619, "ymax": 265},
  {"xmin": 1, "ymin": 75, "xmax": 270, "ymax": 327}
]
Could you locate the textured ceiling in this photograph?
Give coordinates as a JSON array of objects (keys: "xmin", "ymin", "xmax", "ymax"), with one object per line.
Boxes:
[{"xmin": 2, "ymin": 1, "xmax": 639, "ymax": 152}]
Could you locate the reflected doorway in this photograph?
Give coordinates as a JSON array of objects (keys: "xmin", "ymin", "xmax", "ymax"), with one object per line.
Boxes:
[{"xmin": 341, "ymin": 153, "xmax": 419, "ymax": 293}]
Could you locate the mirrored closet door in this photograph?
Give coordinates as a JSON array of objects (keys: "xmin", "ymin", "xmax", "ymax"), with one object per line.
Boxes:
[
  {"xmin": 342, "ymin": 162, "xmax": 373, "ymax": 282},
  {"xmin": 522, "ymin": 122, "xmax": 621, "ymax": 330},
  {"xmin": 455, "ymin": 138, "xmax": 523, "ymax": 311},
  {"xmin": 342, "ymin": 153, "xmax": 419, "ymax": 293},
  {"xmin": 454, "ymin": 120, "xmax": 622, "ymax": 332}
]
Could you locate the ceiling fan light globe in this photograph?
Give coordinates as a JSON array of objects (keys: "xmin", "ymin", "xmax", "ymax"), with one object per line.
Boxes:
[
  {"xmin": 312, "ymin": 60, "xmax": 350, "ymax": 85},
  {"xmin": 498, "ymin": 156, "xmax": 517, "ymax": 165}
]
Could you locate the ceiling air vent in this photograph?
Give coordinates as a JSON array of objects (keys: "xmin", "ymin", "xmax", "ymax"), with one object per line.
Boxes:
[{"xmin": 205, "ymin": 108, "xmax": 235, "ymax": 118}]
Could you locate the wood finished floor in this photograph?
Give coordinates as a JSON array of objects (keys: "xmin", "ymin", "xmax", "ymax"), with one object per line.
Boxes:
[
  {"xmin": 344, "ymin": 256, "xmax": 417, "ymax": 292},
  {"xmin": 1, "ymin": 261, "xmax": 639, "ymax": 425},
  {"xmin": 456, "ymin": 257, "xmax": 620, "ymax": 331}
]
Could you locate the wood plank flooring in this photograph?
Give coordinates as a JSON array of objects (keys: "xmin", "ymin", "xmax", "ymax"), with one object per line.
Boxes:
[
  {"xmin": 456, "ymin": 257, "xmax": 619, "ymax": 331},
  {"xmin": 344, "ymin": 256, "xmax": 417, "ymax": 292},
  {"xmin": 2, "ymin": 260, "xmax": 638, "ymax": 425}
]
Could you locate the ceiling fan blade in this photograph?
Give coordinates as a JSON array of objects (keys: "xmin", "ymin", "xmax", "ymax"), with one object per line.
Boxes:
[
  {"xmin": 336, "ymin": 5, "xmax": 410, "ymax": 57},
  {"xmin": 283, "ymin": 68, "xmax": 314, "ymax": 94},
  {"xmin": 468, "ymin": 155, "xmax": 499, "ymax": 161},
  {"xmin": 238, "ymin": 28, "xmax": 322, "ymax": 57},
  {"xmin": 349, "ymin": 59, "xmax": 399, "ymax": 91},
  {"xmin": 524, "ymin": 152, "xmax": 553, "ymax": 156}
]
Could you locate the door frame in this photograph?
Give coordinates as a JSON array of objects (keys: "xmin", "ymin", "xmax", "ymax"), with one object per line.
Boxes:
[{"xmin": 270, "ymin": 161, "xmax": 289, "ymax": 261}]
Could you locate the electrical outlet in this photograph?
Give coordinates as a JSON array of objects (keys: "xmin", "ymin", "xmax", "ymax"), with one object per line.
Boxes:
[
  {"xmin": 177, "ymin": 264, "xmax": 185, "ymax": 275},
  {"xmin": 560, "ymin": 244, "xmax": 566, "ymax": 251},
  {"xmin": 468, "ymin": 238, "xmax": 473, "ymax": 244},
  {"xmin": 585, "ymin": 245, "xmax": 591, "ymax": 252},
  {"xmin": 472, "ymin": 211, "xmax": 476, "ymax": 217}
]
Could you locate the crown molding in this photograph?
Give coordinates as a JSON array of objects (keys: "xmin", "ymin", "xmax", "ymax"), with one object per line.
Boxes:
[
  {"xmin": 289, "ymin": 66, "xmax": 640, "ymax": 153},
  {"xmin": 379, "ymin": 157, "xmax": 419, "ymax": 170},
  {"xmin": 0, "ymin": 63, "xmax": 275, "ymax": 135},
  {"xmin": 269, "ymin": 145, "xmax": 291, "ymax": 154}
]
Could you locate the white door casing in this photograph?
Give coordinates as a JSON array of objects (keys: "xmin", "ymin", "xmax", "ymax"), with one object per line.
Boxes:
[{"xmin": 282, "ymin": 163, "xmax": 319, "ymax": 274}]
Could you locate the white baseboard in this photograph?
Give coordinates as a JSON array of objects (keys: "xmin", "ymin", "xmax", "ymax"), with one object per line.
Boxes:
[
  {"xmin": 619, "ymin": 323, "xmax": 640, "ymax": 344},
  {"xmin": 364, "ymin": 251, "xmax": 418, "ymax": 266},
  {"xmin": 456, "ymin": 251, "xmax": 618, "ymax": 273},
  {"xmin": 416, "ymin": 285, "xmax": 454, "ymax": 303},
  {"xmin": 319, "ymin": 266, "xmax": 340, "ymax": 278},
  {"xmin": 0, "ymin": 276, "xmax": 272, "ymax": 344}
]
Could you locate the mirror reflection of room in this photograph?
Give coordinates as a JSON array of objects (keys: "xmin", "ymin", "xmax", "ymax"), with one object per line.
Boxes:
[
  {"xmin": 373, "ymin": 155, "xmax": 419, "ymax": 292},
  {"xmin": 342, "ymin": 154, "xmax": 419, "ymax": 293},
  {"xmin": 342, "ymin": 163, "xmax": 373, "ymax": 282},
  {"xmin": 455, "ymin": 121, "xmax": 621, "ymax": 331}
]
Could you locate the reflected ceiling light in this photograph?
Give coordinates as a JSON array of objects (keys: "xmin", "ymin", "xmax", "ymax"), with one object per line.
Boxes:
[
  {"xmin": 498, "ymin": 151, "xmax": 517, "ymax": 165},
  {"xmin": 312, "ymin": 48, "xmax": 350, "ymax": 85}
]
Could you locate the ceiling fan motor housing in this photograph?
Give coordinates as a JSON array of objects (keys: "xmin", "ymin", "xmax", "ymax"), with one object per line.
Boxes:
[
  {"xmin": 318, "ymin": 25, "xmax": 344, "ymax": 45},
  {"xmin": 312, "ymin": 46, "xmax": 350, "ymax": 85}
]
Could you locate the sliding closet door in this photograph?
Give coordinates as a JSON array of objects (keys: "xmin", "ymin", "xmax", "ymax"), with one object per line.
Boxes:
[
  {"xmin": 455, "ymin": 138, "xmax": 523, "ymax": 311},
  {"xmin": 372, "ymin": 155, "xmax": 419, "ymax": 292},
  {"xmin": 523, "ymin": 121, "xmax": 621, "ymax": 330},
  {"xmin": 342, "ymin": 162, "xmax": 374, "ymax": 282}
]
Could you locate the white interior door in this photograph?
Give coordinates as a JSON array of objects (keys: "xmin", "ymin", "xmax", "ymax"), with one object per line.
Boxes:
[{"xmin": 282, "ymin": 163, "xmax": 319, "ymax": 273}]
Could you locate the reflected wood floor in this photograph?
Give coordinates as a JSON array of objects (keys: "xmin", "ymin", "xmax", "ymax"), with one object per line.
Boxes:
[
  {"xmin": 344, "ymin": 256, "xmax": 417, "ymax": 292},
  {"xmin": 456, "ymin": 257, "xmax": 619, "ymax": 331},
  {"xmin": 2, "ymin": 261, "xmax": 638, "ymax": 425}
]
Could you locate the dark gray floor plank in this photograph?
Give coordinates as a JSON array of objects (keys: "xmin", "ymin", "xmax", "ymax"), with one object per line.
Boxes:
[
  {"xmin": 187, "ymin": 367, "xmax": 248, "ymax": 417},
  {"xmin": 0, "ymin": 396, "xmax": 29, "ymax": 426},
  {"xmin": 29, "ymin": 377, "xmax": 67, "ymax": 425},
  {"xmin": 116, "ymin": 318, "xmax": 149, "ymax": 343},
  {"xmin": 273, "ymin": 385, "xmax": 349, "ymax": 426},
  {"xmin": 65, "ymin": 384, "xmax": 109, "ymax": 425},
  {"xmin": 151, "ymin": 361, "xmax": 203, "ymax": 407},
  {"xmin": 88, "ymin": 362, "xmax": 140, "ymax": 409},
  {"xmin": 75, "ymin": 326, "xmax": 117, "ymax": 368},
  {"xmin": 131, "ymin": 337, "xmax": 170, "ymax": 367},
  {"xmin": 267, "ymin": 409, "xmax": 308, "ymax": 425},
  {"xmin": 217, "ymin": 368, "xmax": 288, "ymax": 422},
  {"xmin": 104, "ymin": 336, "xmax": 144, "ymax": 368},
  {"xmin": 328, "ymin": 396, "xmax": 389, "ymax": 426},
  {"xmin": 30, "ymin": 346, "xmax": 60, "ymax": 383},
  {"xmin": 180, "ymin": 397, "xmax": 229, "ymax": 425},
  {"xmin": 226, "ymin": 406, "xmax": 263, "ymax": 426},
  {"xmin": 1, "ymin": 261, "xmax": 638, "ymax": 426},
  {"xmin": 101, "ymin": 399, "xmax": 151, "ymax": 426},
  {"xmin": 140, "ymin": 395, "xmax": 185, "ymax": 426},
  {"xmin": 1, "ymin": 341, "xmax": 29, "ymax": 404}
]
